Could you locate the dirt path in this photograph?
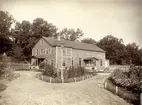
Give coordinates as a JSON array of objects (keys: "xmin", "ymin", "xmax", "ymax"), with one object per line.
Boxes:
[{"xmin": 0, "ymin": 71, "xmax": 131, "ymax": 105}]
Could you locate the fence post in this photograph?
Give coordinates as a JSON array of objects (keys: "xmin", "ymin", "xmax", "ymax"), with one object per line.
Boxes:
[
  {"xmin": 74, "ymin": 77, "xmax": 76, "ymax": 82},
  {"xmin": 50, "ymin": 77, "xmax": 52, "ymax": 83},
  {"xmin": 104, "ymin": 82, "xmax": 107, "ymax": 89},
  {"xmin": 116, "ymin": 86, "xmax": 118, "ymax": 94},
  {"xmin": 41, "ymin": 76, "xmax": 43, "ymax": 80},
  {"xmin": 62, "ymin": 79, "xmax": 64, "ymax": 83}
]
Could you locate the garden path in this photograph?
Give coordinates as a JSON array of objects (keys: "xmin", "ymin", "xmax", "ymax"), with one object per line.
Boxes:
[{"xmin": 0, "ymin": 71, "xmax": 131, "ymax": 105}]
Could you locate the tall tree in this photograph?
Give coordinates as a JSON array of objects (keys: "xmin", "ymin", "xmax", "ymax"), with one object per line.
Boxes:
[
  {"xmin": 81, "ymin": 38, "xmax": 96, "ymax": 44},
  {"xmin": 125, "ymin": 43, "xmax": 141, "ymax": 65},
  {"xmin": 0, "ymin": 11, "xmax": 14, "ymax": 54},
  {"xmin": 97, "ymin": 35, "xmax": 126, "ymax": 65},
  {"xmin": 31, "ymin": 18, "xmax": 58, "ymax": 38},
  {"xmin": 12, "ymin": 18, "xmax": 58, "ymax": 60},
  {"xmin": 59, "ymin": 28, "xmax": 84, "ymax": 41}
]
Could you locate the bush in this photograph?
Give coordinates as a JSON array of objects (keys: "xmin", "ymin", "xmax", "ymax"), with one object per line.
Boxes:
[
  {"xmin": 42, "ymin": 64, "xmax": 57, "ymax": 78},
  {"xmin": 67, "ymin": 66, "xmax": 85, "ymax": 78},
  {"xmin": 39, "ymin": 61, "xmax": 46, "ymax": 69},
  {"xmin": 105, "ymin": 79, "xmax": 140, "ymax": 105},
  {"xmin": 0, "ymin": 56, "xmax": 7, "ymax": 77},
  {"xmin": 109, "ymin": 65, "xmax": 142, "ymax": 92},
  {"xmin": 0, "ymin": 84, "xmax": 7, "ymax": 92}
]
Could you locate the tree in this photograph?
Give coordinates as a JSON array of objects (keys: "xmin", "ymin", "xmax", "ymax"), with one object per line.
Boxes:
[
  {"xmin": 0, "ymin": 11, "xmax": 14, "ymax": 54},
  {"xmin": 81, "ymin": 38, "xmax": 96, "ymax": 44},
  {"xmin": 31, "ymin": 18, "xmax": 58, "ymax": 38},
  {"xmin": 125, "ymin": 43, "xmax": 141, "ymax": 65},
  {"xmin": 8, "ymin": 44, "xmax": 25, "ymax": 61},
  {"xmin": 59, "ymin": 28, "xmax": 84, "ymax": 41},
  {"xmin": 11, "ymin": 18, "xmax": 58, "ymax": 61},
  {"xmin": 97, "ymin": 35, "xmax": 126, "ymax": 65}
]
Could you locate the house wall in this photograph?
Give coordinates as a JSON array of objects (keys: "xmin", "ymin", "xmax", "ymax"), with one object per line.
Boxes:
[
  {"xmin": 72, "ymin": 49, "xmax": 106, "ymax": 70},
  {"xmin": 31, "ymin": 38, "xmax": 56, "ymax": 67},
  {"xmin": 56, "ymin": 47, "xmax": 72, "ymax": 69},
  {"xmin": 32, "ymin": 37, "xmax": 106, "ymax": 71},
  {"xmin": 56, "ymin": 46, "xmax": 106, "ymax": 70}
]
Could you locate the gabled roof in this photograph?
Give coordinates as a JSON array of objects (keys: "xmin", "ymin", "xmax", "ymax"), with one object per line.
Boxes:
[{"xmin": 42, "ymin": 36, "xmax": 105, "ymax": 53}]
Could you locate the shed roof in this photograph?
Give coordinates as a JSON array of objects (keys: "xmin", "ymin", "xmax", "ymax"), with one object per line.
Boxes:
[{"xmin": 83, "ymin": 57, "xmax": 100, "ymax": 61}]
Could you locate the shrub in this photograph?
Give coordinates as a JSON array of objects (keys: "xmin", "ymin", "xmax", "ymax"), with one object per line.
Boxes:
[
  {"xmin": 0, "ymin": 84, "xmax": 7, "ymax": 92},
  {"xmin": 39, "ymin": 61, "xmax": 46, "ymax": 69},
  {"xmin": 42, "ymin": 64, "xmax": 57, "ymax": 78},
  {"xmin": 67, "ymin": 66, "xmax": 85, "ymax": 78},
  {"xmin": 105, "ymin": 79, "xmax": 140, "ymax": 105},
  {"xmin": 0, "ymin": 56, "xmax": 7, "ymax": 77},
  {"xmin": 109, "ymin": 65, "xmax": 142, "ymax": 92}
]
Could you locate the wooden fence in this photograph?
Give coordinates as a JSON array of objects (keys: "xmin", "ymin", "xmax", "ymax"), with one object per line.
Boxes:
[{"xmin": 0, "ymin": 62, "xmax": 31, "ymax": 70}]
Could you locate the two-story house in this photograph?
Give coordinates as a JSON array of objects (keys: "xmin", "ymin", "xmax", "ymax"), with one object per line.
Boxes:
[{"xmin": 31, "ymin": 36, "xmax": 109, "ymax": 71}]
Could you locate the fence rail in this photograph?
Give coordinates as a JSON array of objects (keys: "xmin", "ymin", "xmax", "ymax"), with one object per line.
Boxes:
[{"xmin": 0, "ymin": 62, "xmax": 31, "ymax": 70}]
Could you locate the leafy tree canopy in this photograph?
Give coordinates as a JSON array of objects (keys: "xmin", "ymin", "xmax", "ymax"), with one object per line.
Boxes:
[
  {"xmin": 81, "ymin": 38, "xmax": 96, "ymax": 44},
  {"xmin": 59, "ymin": 28, "xmax": 84, "ymax": 41},
  {"xmin": 0, "ymin": 11, "xmax": 14, "ymax": 54}
]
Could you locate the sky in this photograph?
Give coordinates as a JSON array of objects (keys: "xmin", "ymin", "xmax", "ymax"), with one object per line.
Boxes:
[{"xmin": 0, "ymin": 0, "xmax": 142, "ymax": 47}]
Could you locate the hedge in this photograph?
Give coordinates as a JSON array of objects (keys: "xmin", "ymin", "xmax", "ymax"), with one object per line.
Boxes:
[{"xmin": 105, "ymin": 79, "xmax": 140, "ymax": 105}]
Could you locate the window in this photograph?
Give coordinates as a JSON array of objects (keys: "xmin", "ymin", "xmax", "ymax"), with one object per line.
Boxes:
[
  {"xmin": 66, "ymin": 48, "xmax": 71, "ymax": 55},
  {"xmin": 33, "ymin": 50, "xmax": 36, "ymax": 56},
  {"xmin": 94, "ymin": 60, "xmax": 96, "ymax": 66},
  {"xmin": 100, "ymin": 59, "xmax": 103, "ymax": 66},
  {"xmin": 45, "ymin": 49, "xmax": 48, "ymax": 55},
  {"xmin": 63, "ymin": 59, "xmax": 66, "ymax": 66},
  {"xmin": 51, "ymin": 60, "xmax": 53, "ymax": 66},
  {"xmin": 72, "ymin": 57, "xmax": 73, "ymax": 66},
  {"xmin": 49, "ymin": 48, "xmax": 53, "ymax": 54},
  {"xmin": 79, "ymin": 58, "xmax": 81, "ymax": 66},
  {"xmin": 40, "ymin": 49, "xmax": 43, "ymax": 55},
  {"xmin": 43, "ymin": 49, "xmax": 46, "ymax": 55},
  {"xmin": 63, "ymin": 48, "xmax": 66, "ymax": 55},
  {"xmin": 36, "ymin": 49, "xmax": 38, "ymax": 55}
]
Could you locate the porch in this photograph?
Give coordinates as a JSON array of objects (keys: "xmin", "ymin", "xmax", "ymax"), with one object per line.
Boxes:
[
  {"xmin": 31, "ymin": 56, "xmax": 45, "ymax": 69},
  {"xmin": 83, "ymin": 57, "xmax": 99, "ymax": 72}
]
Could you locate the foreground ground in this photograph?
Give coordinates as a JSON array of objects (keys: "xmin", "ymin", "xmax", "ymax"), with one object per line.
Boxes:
[{"xmin": 0, "ymin": 71, "xmax": 131, "ymax": 105}]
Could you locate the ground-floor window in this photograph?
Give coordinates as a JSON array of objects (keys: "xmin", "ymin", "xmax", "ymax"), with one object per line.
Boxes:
[
  {"xmin": 100, "ymin": 59, "xmax": 103, "ymax": 66},
  {"xmin": 72, "ymin": 57, "xmax": 73, "ymax": 66},
  {"xmin": 63, "ymin": 59, "xmax": 66, "ymax": 66},
  {"xmin": 79, "ymin": 58, "xmax": 81, "ymax": 66}
]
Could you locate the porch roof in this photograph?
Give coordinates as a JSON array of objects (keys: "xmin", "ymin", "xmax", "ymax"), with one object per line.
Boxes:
[
  {"xmin": 31, "ymin": 56, "xmax": 46, "ymax": 59},
  {"xmin": 83, "ymin": 57, "xmax": 100, "ymax": 61}
]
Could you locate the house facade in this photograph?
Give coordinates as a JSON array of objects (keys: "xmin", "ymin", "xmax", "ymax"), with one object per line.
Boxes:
[{"xmin": 31, "ymin": 36, "xmax": 108, "ymax": 71}]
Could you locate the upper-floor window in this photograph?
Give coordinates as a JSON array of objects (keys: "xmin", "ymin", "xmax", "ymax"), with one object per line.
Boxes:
[
  {"xmin": 45, "ymin": 49, "xmax": 48, "ymax": 55},
  {"xmin": 63, "ymin": 48, "xmax": 71, "ymax": 56},
  {"xmin": 40, "ymin": 49, "xmax": 43, "ymax": 55},
  {"xmin": 36, "ymin": 49, "xmax": 38, "ymax": 55},
  {"xmin": 66, "ymin": 48, "xmax": 71, "ymax": 55},
  {"xmin": 63, "ymin": 48, "xmax": 66, "ymax": 55}
]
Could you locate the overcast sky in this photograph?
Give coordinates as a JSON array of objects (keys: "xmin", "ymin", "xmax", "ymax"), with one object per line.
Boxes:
[{"xmin": 0, "ymin": 0, "xmax": 142, "ymax": 47}]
